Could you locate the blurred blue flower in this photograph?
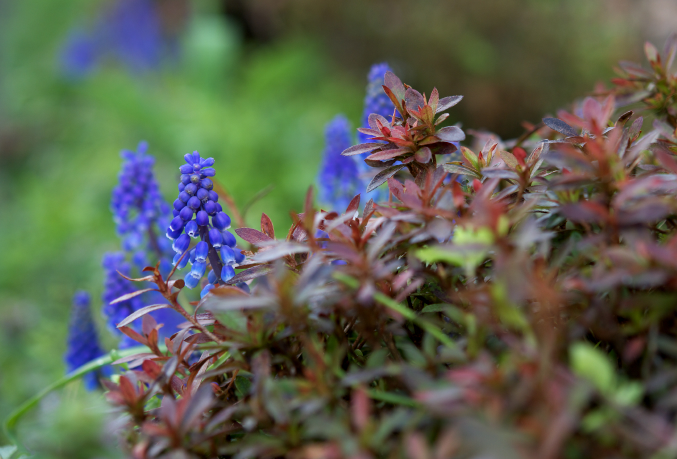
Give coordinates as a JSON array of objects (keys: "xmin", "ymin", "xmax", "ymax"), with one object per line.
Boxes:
[
  {"xmin": 357, "ymin": 63, "xmax": 396, "ymax": 145},
  {"xmin": 111, "ymin": 141, "xmax": 172, "ymax": 258},
  {"xmin": 356, "ymin": 63, "xmax": 396, "ymax": 201},
  {"xmin": 317, "ymin": 115, "xmax": 363, "ymax": 212},
  {"xmin": 65, "ymin": 291, "xmax": 109, "ymax": 390},
  {"xmin": 59, "ymin": 0, "xmax": 183, "ymax": 78},
  {"xmin": 102, "ymin": 252, "xmax": 142, "ymax": 349}
]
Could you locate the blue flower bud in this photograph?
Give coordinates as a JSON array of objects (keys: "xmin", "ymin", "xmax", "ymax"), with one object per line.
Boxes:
[
  {"xmin": 200, "ymin": 283, "xmax": 215, "ymax": 298},
  {"xmin": 192, "ymin": 151, "xmax": 201, "ymax": 164},
  {"xmin": 212, "ymin": 212, "xmax": 231, "ymax": 231},
  {"xmin": 201, "ymin": 158, "xmax": 215, "ymax": 167},
  {"xmin": 221, "ymin": 265, "xmax": 235, "ymax": 282},
  {"xmin": 197, "ymin": 188, "xmax": 209, "ymax": 201},
  {"xmin": 190, "ymin": 174, "xmax": 200, "ymax": 184},
  {"xmin": 179, "ymin": 206, "xmax": 194, "ymax": 221},
  {"xmin": 185, "ymin": 183, "xmax": 198, "ymax": 196},
  {"xmin": 189, "ymin": 248, "xmax": 196, "ymax": 264},
  {"xmin": 202, "ymin": 168, "xmax": 216, "ymax": 177},
  {"xmin": 180, "ymin": 174, "xmax": 191, "ymax": 185},
  {"xmin": 236, "ymin": 282, "xmax": 250, "ymax": 294},
  {"xmin": 220, "ymin": 245, "xmax": 235, "ymax": 265},
  {"xmin": 186, "ymin": 220, "xmax": 199, "ymax": 238},
  {"xmin": 215, "ymin": 203, "xmax": 223, "ymax": 213},
  {"xmin": 180, "ymin": 164, "xmax": 193, "ymax": 174},
  {"xmin": 173, "ymin": 250, "xmax": 190, "ymax": 269},
  {"xmin": 172, "ymin": 209, "xmax": 180, "ymax": 217},
  {"xmin": 166, "ymin": 226, "xmax": 183, "ymax": 239},
  {"xmin": 173, "ymin": 199, "xmax": 186, "ymax": 211},
  {"xmin": 201, "ymin": 178, "xmax": 213, "ymax": 190},
  {"xmin": 208, "ymin": 190, "xmax": 218, "ymax": 202},
  {"xmin": 170, "ymin": 216, "xmax": 184, "ymax": 231},
  {"xmin": 195, "ymin": 241, "xmax": 209, "ymax": 263},
  {"xmin": 184, "ymin": 153, "xmax": 194, "ymax": 164},
  {"xmin": 172, "ymin": 234, "xmax": 190, "ymax": 253},
  {"xmin": 191, "ymin": 260, "xmax": 207, "ymax": 278},
  {"xmin": 209, "ymin": 228, "xmax": 223, "ymax": 248},
  {"xmin": 179, "ymin": 191, "xmax": 190, "ymax": 203},
  {"xmin": 204, "ymin": 200, "xmax": 217, "ymax": 215},
  {"xmin": 178, "ymin": 183, "xmax": 186, "ymax": 192},
  {"xmin": 222, "ymin": 230, "xmax": 237, "ymax": 247},
  {"xmin": 187, "ymin": 196, "xmax": 201, "ymax": 210},
  {"xmin": 207, "ymin": 269, "xmax": 217, "ymax": 284},
  {"xmin": 234, "ymin": 248, "xmax": 245, "ymax": 264},
  {"xmin": 196, "ymin": 210, "xmax": 209, "ymax": 226},
  {"xmin": 184, "ymin": 272, "xmax": 200, "ymax": 289}
]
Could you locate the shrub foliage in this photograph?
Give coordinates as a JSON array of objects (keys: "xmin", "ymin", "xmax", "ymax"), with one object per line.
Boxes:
[{"xmin": 17, "ymin": 35, "xmax": 677, "ymax": 459}]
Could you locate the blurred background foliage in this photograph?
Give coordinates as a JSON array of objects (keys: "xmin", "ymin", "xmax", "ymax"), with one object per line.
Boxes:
[{"xmin": 0, "ymin": 0, "xmax": 675, "ymax": 456}]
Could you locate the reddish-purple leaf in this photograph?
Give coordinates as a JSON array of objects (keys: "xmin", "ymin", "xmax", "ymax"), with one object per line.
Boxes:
[
  {"xmin": 117, "ymin": 304, "xmax": 171, "ymax": 328},
  {"xmin": 261, "ymin": 213, "xmax": 275, "ymax": 239},
  {"xmin": 405, "ymin": 88, "xmax": 425, "ymax": 112},
  {"xmin": 543, "ymin": 117, "xmax": 578, "ymax": 137},
  {"xmin": 414, "ymin": 147, "xmax": 432, "ymax": 163},
  {"xmin": 225, "ymin": 265, "xmax": 274, "ymax": 285},
  {"xmin": 384, "ymin": 71, "xmax": 405, "ymax": 100},
  {"xmin": 110, "ymin": 288, "xmax": 157, "ymax": 305},
  {"xmin": 341, "ymin": 143, "xmax": 383, "ymax": 157},
  {"xmin": 367, "ymin": 148, "xmax": 411, "ymax": 161},
  {"xmin": 367, "ymin": 164, "xmax": 405, "ymax": 193},
  {"xmin": 234, "ymin": 227, "xmax": 273, "ymax": 245},
  {"xmin": 435, "ymin": 126, "xmax": 466, "ymax": 143},
  {"xmin": 436, "ymin": 96, "xmax": 463, "ymax": 113},
  {"xmin": 346, "ymin": 194, "xmax": 360, "ymax": 215}
]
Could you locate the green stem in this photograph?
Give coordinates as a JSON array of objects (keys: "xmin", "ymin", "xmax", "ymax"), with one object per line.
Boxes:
[
  {"xmin": 332, "ymin": 272, "xmax": 456, "ymax": 348},
  {"xmin": 3, "ymin": 345, "xmax": 165, "ymax": 455}
]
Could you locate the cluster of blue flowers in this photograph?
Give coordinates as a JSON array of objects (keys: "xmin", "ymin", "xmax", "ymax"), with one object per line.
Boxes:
[
  {"xmin": 111, "ymin": 141, "xmax": 173, "ymax": 268},
  {"xmin": 317, "ymin": 63, "xmax": 395, "ymax": 210},
  {"xmin": 357, "ymin": 63, "xmax": 396, "ymax": 145},
  {"xmin": 101, "ymin": 253, "xmax": 144, "ymax": 349},
  {"xmin": 60, "ymin": 0, "xmax": 181, "ymax": 78},
  {"xmin": 65, "ymin": 292, "xmax": 109, "ymax": 390},
  {"xmin": 317, "ymin": 116, "xmax": 363, "ymax": 211},
  {"xmin": 166, "ymin": 151, "xmax": 246, "ymax": 296}
]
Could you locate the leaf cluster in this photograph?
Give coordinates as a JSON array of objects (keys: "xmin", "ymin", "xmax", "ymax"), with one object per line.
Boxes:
[{"xmin": 99, "ymin": 36, "xmax": 677, "ymax": 459}]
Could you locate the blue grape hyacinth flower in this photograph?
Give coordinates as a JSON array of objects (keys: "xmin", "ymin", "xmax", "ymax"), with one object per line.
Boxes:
[
  {"xmin": 356, "ymin": 63, "xmax": 397, "ymax": 200},
  {"xmin": 102, "ymin": 252, "xmax": 142, "ymax": 349},
  {"xmin": 111, "ymin": 141, "xmax": 172, "ymax": 256},
  {"xmin": 317, "ymin": 115, "xmax": 364, "ymax": 212},
  {"xmin": 357, "ymin": 63, "xmax": 397, "ymax": 145},
  {"xmin": 65, "ymin": 291, "xmax": 109, "ymax": 390},
  {"xmin": 167, "ymin": 151, "xmax": 246, "ymax": 293},
  {"xmin": 59, "ymin": 0, "xmax": 183, "ymax": 78}
]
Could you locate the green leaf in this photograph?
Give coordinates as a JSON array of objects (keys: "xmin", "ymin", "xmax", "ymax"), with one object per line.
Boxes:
[
  {"xmin": 0, "ymin": 446, "xmax": 17, "ymax": 459},
  {"xmin": 570, "ymin": 342, "xmax": 616, "ymax": 394},
  {"xmin": 235, "ymin": 374, "xmax": 253, "ymax": 398}
]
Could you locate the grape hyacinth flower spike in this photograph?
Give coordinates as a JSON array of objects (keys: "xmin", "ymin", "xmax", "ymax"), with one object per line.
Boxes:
[
  {"xmin": 317, "ymin": 115, "xmax": 363, "ymax": 211},
  {"xmin": 65, "ymin": 291, "xmax": 110, "ymax": 390},
  {"xmin": 167, "ymin": 151, "xmax": 243, "ymax": 293}
]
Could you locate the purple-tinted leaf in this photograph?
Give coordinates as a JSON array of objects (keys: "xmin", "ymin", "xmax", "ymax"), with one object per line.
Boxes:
[
  {"xmin": 618, "ymin": 61, "xmax": 653, "ymax": 78},
  {"xmin": 251, "ymin": 242, "xmax": 309, "ymax": 262},
  {"xmin": 481, "ymin": 168, "xmax": 520, "ymax": 180},
  {"xmin": 117, "ymin": 304, "xmax": 171, "ymax": 328},
  {"xmin": 443, "ymin": 163, "xmax": 481, "ymax": 179},
  {"xmin": 234, "ymin": 228, "xmax": 273, "ymax": 245},
  {"xmin": 110, "ymin": 288, "xmax": 157, "ymax": 305},
  {"xmin": 414, "ymin": 147, "xmax": 432, "ymax": 164},
  {"xmin": 543, "ymin": 117, "xmax": 578, "ymax": 137},
  {"xmin": 368, "ymin": 113, "xmax": 390, "ymax": 131},
  {"xmin": 663, "ymin": 33, "xmax": 677, "ymax": 71},
  {"xmin": 357, "ymin": 127, "xmax": 381, "ymax": 138},
  {"xmin": 367, "ymin": 148, "xmax": 411, "ymax": 161},
  {"xmin": 384, "ymin": 71, "xmax": 405, "ymax": 100},
  {"xmin": 367, "ymin": 165, "xmax": 406, "ymax": 193},
  {"xmin": 436, "ymin": 126, "xmax": 465, "ymax": 143},
  {"xmin": 261, "ymin": 213, "xmax": 275, "ymax": 239},
  {"xmin": 341, "ymin": 143, "xmax": 383, "ymax": 157},
  {"xmin": 436, "ymin": 96, "xmax": 463, "ymax": 113},
  {"xmin": 225, "ymin": 265, "xmax": 273, "ymax": 285},
  {"xmin": 405, "ymin": 88, "xmax": 425, "ymax": 112}
]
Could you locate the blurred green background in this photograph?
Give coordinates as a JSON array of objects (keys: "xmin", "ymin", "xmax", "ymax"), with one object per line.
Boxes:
[{"xmin": 0, "ymin": 0, "xmax": 674, "ymax": 456}]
